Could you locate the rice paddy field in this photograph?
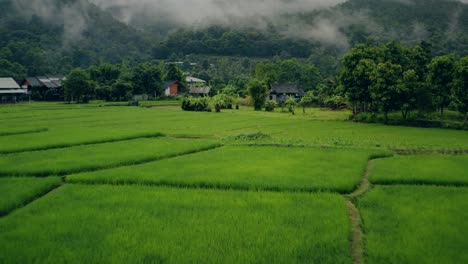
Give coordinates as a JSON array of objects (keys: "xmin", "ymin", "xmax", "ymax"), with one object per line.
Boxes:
[{"xmin": 0, "ymin": 102, "xmax": 467, "ymax": 263}]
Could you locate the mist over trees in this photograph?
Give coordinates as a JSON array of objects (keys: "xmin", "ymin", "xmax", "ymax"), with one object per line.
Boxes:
[{"xmin": 1, "ymin": 0, "xmax": 467, "ymax": 79}]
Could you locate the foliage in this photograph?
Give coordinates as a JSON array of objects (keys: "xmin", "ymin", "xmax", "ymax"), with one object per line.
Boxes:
[
  {"xmin": 63, "ymin": 69, "xmax": 94, "ymax": 103},
  {"xmin": 254, "ymin": 58, "xmax": 322, "ymax": 90},
  {"xmin": 427, "ymin": 55, "xmax": 456, "ymax": 117},
  {"xmin": 285, "ymin": 97, "xmax": 298, "ymax": 115},
  {"xmin": 163, "ymin": 63, "xmax": 184, "ymax": 82},
  {"xmin": 323, "ymin": 95, "xmax": 347, "ymax": 110},
  {"xmin": 369, "ymin": 62, "xmax": 404, "ymax": 120},
  {"xmin": 130, "ymin": 63, "xmax": 163, "ymax": 97},
  {"xmin": 452, "ymin": 56, "xmax": 468, "ymax": 123},
  {"xmin": 247, "ymin": 79, "xmax": 268, "ymax": 110},
  {"xmin": 265, "ymin": 100, "xmax": 277, "ymax": 112},
  {"xmin": 181, "ymin": 97, "xmax": 212, "ymax": 112}
]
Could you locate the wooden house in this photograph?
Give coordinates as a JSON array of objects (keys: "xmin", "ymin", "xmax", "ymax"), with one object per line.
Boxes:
[
  {"xmin": 0, "ymin": 78, "xmax": 28, "ymax": 103},
  {"xmin": 189, "ymin": 87, "xmax": 211, "ymax": 97},
  {"xmin": 163, "ymin": 80, "xmax": 186, "ymax": 96},
  {"xmin": 268, "ymin": 84, "xmax": 305, "ymax": 103}
]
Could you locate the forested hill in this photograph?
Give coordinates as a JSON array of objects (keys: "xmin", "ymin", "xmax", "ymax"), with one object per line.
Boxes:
[
  {"xmin": 153, "ymin": 0, "xmax": 468, "ymax": 59},
  {"xmin": 1, "ymin": 0, "xmax": 467, "ymax": 79},
  {"xmin": 0, "ymin": 0, "xmax": 151, "ymax": 78}
]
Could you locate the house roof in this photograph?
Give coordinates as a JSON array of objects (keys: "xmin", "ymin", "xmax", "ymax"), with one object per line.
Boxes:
[
  {"xmin": 36, "ymin": 76, "xmax": 58, "ymax": 89},
  {"xmin": 24, "ymin": 77, "xmax": 42, "ymax": 87},
  {"xmin": 269, "ymin": 84, "xmax": 305, "ymax": 96},
  {"xmin": 0, "ymin": 78, "xmax": 21, "ymax": 89},
  {"xmin": 189, "ymin": 87, "xmax": 211, "ymax": 94},
  {"xmin": 0, "ymin": 89, "xmax": 28, "ymax": 94},
  {"xmin": 186, "ymin": 76, "xmax": 206, "ymax": 83}
]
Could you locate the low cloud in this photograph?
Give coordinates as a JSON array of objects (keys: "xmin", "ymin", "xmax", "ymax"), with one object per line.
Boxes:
[{"xmin": 13, "ymin": 0, "xmax": 90, "ymax": 44}]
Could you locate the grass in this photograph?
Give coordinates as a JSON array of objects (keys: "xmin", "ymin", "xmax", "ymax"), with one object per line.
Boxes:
[
  {"xmin": 0, "ymin": 128, "xmax": 48, "ymax": 137},
  {"xmin": 358, "ymin": 185, "xmax": 468, "ymax": 264},
  {"xmin": 0, "ymin": 184, "xmax": 352, "ymax": 264},
  {"xmin": 369, "ymin": 154, "xmax": 468, "ymax": 186},
  {"xmin": 0, "ymin": 138, "xmax": 220, "ymax": 176},
  {"xmin": 67, "ymin": 146, "xmax": 391, "ymax": 193},
  {"xmin": 0, "ymin": 177, "xmax": 62, "ymax": 216},
  {"xmin": 1, "ymin": 103, "xmax": 468, "ymax": 152}
]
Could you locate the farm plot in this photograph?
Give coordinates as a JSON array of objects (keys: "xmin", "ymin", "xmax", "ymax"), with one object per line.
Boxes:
[
  {"xmin": 67, "ymin": 146, "xmax": 390, "ymax": 193},
  {"xmin": 358, "ymin": 186, "xmax": 468, "ymax": 264},
  {"xmin": 0, "ymin": 184, "xmax": 352, "ymax": 264},
  {"xmin": 0, "ymin": 177, "xmax": 62, "ymax": 216},
  {"xmin": 369, "ymin": 154, "xmax": 468, "ymax": 186},
  {"xmin": 0, "ymin": 138, "xmax": 220, "ymax": 176}
]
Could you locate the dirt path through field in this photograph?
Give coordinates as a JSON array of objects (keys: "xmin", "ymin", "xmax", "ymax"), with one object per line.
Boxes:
[{"xmin": 345, "ymin": 159, "xmax": 376, "ymax": 264}]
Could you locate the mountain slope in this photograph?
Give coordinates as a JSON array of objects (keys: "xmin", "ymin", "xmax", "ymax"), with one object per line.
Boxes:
[{"xmin": 0, "ymin": 0, "xmax": 151, "ymax": 78}]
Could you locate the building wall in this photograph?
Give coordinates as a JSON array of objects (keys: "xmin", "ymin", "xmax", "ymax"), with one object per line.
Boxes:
[{"xmin": 169, "ymin": 84, "xmax": 178, "ymax": 95}]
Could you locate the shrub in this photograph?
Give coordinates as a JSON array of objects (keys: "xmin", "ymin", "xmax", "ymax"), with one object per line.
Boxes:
[
  {"xmin": 265, "ymin": 101, "xmax": 277, "ymax": 112},
  {"xmin": 285, "ymin": 97, "xmax": 297, "ymax": 115},
  {"xmin": 181, "ymin": 97, "xmax": 212, "ymax": 112}
]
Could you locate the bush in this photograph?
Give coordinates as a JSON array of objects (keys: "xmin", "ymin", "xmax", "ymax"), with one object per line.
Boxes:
[
  {"xmin": 265, "ymin": 101, "xmax": 277, "ymax": 112},
  {"xmin": 181, "ymin": 97, "xmax": 212, "ymax": 112},
  {"xmin": 237, "ymin": 96, "xmax": 253, "ymax": 107},
  {"xmin": 285, "ymin": 97, "xmax": 297, "ymax": 115}
]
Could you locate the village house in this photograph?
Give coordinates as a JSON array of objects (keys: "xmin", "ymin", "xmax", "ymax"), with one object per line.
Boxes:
[
  {"xmin": 163, "ymin": 80, "xmax": 186, "ymax": 97},
  {"xmin": 0, "ymin": 78, "xmax": 28, "ymax": 103},
  {"xmin": 186, "ymin": 76, "xmax": 207, "ymax": 85},
  {"xmin": 189, "ymin": 87, "xmax": 211, "ymax": 97},
  {"xmin": 268, "ymin": 84, "xmax": 305, "ymax": 103},
  {"xmin": 20, "ymin": 76, "xmax": 66, "ymax": 101}
]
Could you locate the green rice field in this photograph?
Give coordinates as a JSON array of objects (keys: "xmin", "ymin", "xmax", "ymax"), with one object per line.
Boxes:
[
  {"xmin": 68, "ymin": 146, "xmax": 391, "ymax": 193},
  {"xmin": 0, "ymin": 177, "xmax": 62, "ymax": 216},
  {"xmin": 370, "ymin": 154, "xmax": 468, "ymax": 185},
  {"xmin": 359, "ymin": 186, "xmax": 468, "ymax": 264},
  {"xmin": 0, "ymin": 185, "xmax": 351, "ymax": 264},
  {"xmin": 0, "ymin": 102, "xmax": 467, "ymax": 263}
]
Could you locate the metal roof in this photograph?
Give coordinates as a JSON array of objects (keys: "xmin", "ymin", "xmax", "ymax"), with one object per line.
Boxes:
[
  {"xmin": 26, "ymin": 77, "xmax": 42, "ymax": 87},
  {"xmin": 0, "ymin": 78, "xmax": 21, "ymax": 89},
  {"xmin": 269, "ymin": 84, "xmax": 305, "ymax": 96},
  {"xmin": 189, "ymin": 87, "xmax": 211, "ymax": 94},
  {"xmin": 0, "ymin": 89, "xmax": 28, "ymax": 94},
  {"xmin": 186, "ymin": 76, "xmax": 206, "ymax": 83}
]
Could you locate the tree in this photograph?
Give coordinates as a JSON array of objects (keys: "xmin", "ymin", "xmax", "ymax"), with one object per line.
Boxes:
[
  {"xmin": 341, "ymin": 58, "xmax": 375, "ymax": 115},
  {"xmin": 369, "ymin": 62, "xmax": 404, "ymax": 121},
  {"xmin": 111, "ymin": 81, "xmax": 133, "ymax": 101},
  {"xmin": 247, "ymin": 79, "xmax": 268, "ymax": 111},
  {"xmin": 89, "ymin": 63, "xmax": 121, "ymax": 86},
  {"xmin": 427, "ymin": 55, "xmax": 456, "ymax": 118},
  {"xmin": 63, "ymin": 69, "xmax": 94, "ymax": 103},
  {"xmin": 131, "ymin": 63, "xmax": 163, "ymax": 97},
  {"xmin": 300, "ymin": 92, "xmax": 314, "ymax": 114},
  {"xmin": 285, "ymin": 96, "xmax": 297, "ymax": 115},
  {"xmin": 164, "ymin": 63, "xmax": 184, "ymax": 82},
  {"xmin": 452, "ymin": 56, "xmax": 468, "ymax": 123}
]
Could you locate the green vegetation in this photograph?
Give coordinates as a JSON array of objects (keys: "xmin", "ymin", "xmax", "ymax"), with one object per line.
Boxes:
[
  {"xmin": 359, "ymin": 186, "xmax": 468, "ymax": 264},
  {"xmin": 0, "ymin": 102, "xmax": 467, "ymax": 263},
  {"xmin": 370, "ymin": 154, "xmax": 468, "ymax": 186},
  {"xmin": 0, "ymin": 177, "xmax": 62, "ymax": 216},
  {"xmin": 0, "ymin": 138, "xmax": 219, "ymax": 176},
  {"xmin": 1, "ymin": 104, "xmax": 468, "ymax": 155},
  {"xmin": 67, "ymin": 146, "xmax": 390, "ymax": 193},
  {"xmin": 0, "ymin": 185, "xmax": 352, "ymax": 263}
]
